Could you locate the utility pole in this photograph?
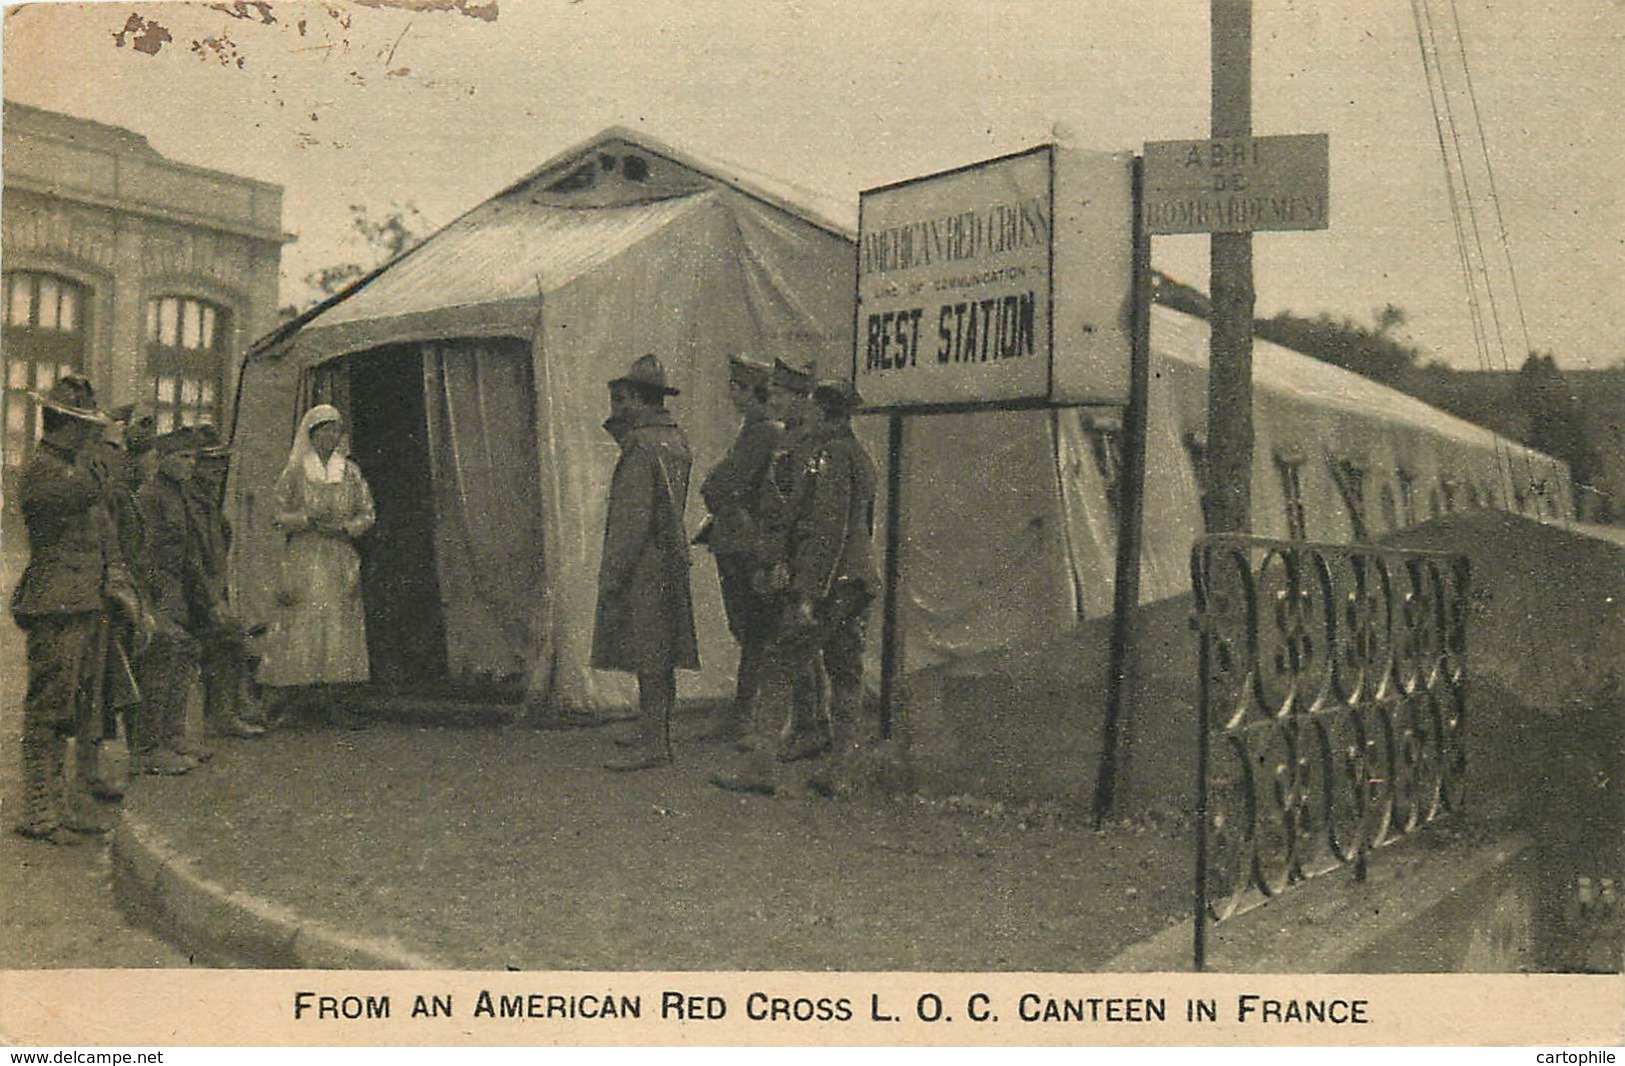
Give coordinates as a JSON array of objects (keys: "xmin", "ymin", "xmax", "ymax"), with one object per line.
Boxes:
[{"xmin": 1207, "ymin": 0, "xmax": 1255, "ymax": 533}]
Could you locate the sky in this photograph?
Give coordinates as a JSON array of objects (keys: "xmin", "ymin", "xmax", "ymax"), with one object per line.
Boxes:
[{"xmin": 2, "ymin": 0, "xmax": 1620, "ymax": 370}]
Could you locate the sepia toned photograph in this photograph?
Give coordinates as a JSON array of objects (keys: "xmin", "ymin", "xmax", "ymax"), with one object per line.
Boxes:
[{"xmin": 0, "ymin": 0, "xmax": 1620, "ymax": 1047}]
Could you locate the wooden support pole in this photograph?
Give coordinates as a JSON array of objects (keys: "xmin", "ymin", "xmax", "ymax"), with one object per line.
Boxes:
[
  {"xmin": 1207, "ymin": 0, "xmax": 1256, "ymax": 534},
  {"xmin": 877, "ymin": 412, "xmax": 904, "ymax": 740}
]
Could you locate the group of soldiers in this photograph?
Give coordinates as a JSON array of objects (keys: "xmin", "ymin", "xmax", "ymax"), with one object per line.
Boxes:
[
  {"xmin": 589, "ymin": 352, "xmax": 878, "ymax": 797},
  {"xmin": 11, "ymin": 375, "xmax": 265, "ymax": 846}
]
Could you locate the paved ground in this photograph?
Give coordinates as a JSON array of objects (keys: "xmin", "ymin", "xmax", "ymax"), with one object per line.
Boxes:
[
  {"xmin": 0, "ymin": 571, "xmax": 189, "ymax": 969},
  {"xmin": 116, "ymin": 713, "xmax": 1194, "ymax": 971}
]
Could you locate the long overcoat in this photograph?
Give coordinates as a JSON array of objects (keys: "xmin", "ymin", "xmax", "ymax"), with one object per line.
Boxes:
[{"xmin": 590, "ymin": 408, "xmax": 700, "ymax": 675}]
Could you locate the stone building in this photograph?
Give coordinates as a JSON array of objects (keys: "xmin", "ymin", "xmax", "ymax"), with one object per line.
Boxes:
[{"xmin": 2, "ymin": 100, "xmax": 289, "ymax": 529}]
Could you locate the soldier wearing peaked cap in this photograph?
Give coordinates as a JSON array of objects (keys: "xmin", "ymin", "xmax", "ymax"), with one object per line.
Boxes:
[
  {"xmin": 132, "ymin": 426, "xmax": 213, "ymax": 774},
  {"xmin": 10, "ymin": 376, "xmax": 147, "ymax": 843},
  {"xmin": 694, "ymin": 355, "xmax": 782, "ymax": 743},
  {"xmin": 591, "ymin": 354, "xmax": 700, "ymax": 771},
  {"xmin": 752, "ymin": 358, "xmax": 820, "ymax": 596}
]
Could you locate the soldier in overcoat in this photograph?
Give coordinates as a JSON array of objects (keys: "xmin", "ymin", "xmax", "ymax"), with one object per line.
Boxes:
[
  {"xmin": 10, "ymin": 376, "xmax": 145, "ymax": 842},
  {"xmin": 590, "ymin": 354, "xmax": 699, "ymax": 771},
  {"xmin": 693, "ymin": 354, "xmax": 782, "ymax": 743}
]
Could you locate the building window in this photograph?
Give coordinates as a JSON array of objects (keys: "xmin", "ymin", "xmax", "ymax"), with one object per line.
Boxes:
[
  {"xmin": 2, "ymin": 271, "xmax": 89, "ymax": 471},
  {"xmin": 1081, "ymin": 412, "xmax": 1123, "ymax": 525},
  {"xmin": 146, "ymin": 295, "xmax": 228, "ymax": 432},
  {"xmin": 1439, "ymin": 477, "xmax": 1460, "ymax": 514},
  {"xmin": 1394, "ymin": 467, "xmax": 1417, "ymax": 528},
  {"xmin": 1379, "ymin": 483, "xmax": 1400, "ymax": 533},
  {"xmin": 1183, "ymin": 431, "xmax": 1211, "ymax": 532},
  {"xmin": 1329, "ymin": 457, "xmax": 1369, "ymax": 541},
  {"xmin": 1275, "ymin": 453, "xmax": 1307, "ymax": 540}
]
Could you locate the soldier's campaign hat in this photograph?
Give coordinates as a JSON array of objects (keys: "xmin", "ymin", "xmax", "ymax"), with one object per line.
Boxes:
[
  {"xmin": 31, "ymin": 375, "xmax": 109, "ymax": 424},
  {"xmin": 727, "ymin": 354, "xmax": 772, "ymax": 390},
  {"xmin": 155, "ymin": 425, "xmax": 201, "ymax": 455},
  {"xmin": 609, "ymin": 353, "xmax": 681, "ymax": 396},
  {"xmin": 813, "ymin": 379, "xmax": 864, "ymax": 414},
  {"xmin": 770, "ymin": 358, "xmax": 816, "ymax": 396},
  {"xmin": 124, "ymin": 415, "xmax": 158, "ymax": 456},
  {"xmin": 194, "ymin": 422, "xmax": 232, "ymax": 457}
]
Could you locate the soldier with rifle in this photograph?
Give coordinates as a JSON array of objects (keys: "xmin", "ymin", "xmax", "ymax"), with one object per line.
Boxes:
[{"xmin": 11, "ymin": 377, "xmax": 148, "ymax": 843}]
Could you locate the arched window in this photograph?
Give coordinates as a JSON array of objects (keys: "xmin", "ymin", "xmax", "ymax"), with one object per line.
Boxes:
[
  {"xmin": 3, "ymin": 271, "xmax": 90, "ymax": 472},
  {"xmin": 146, "ymin": 295, "xmax": 229, "ymax": 432}
]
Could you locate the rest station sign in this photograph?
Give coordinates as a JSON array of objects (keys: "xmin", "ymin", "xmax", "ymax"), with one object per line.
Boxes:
[{"xmin": 854, "ymin": 146, "xmax": 1136, "ymax": 410}]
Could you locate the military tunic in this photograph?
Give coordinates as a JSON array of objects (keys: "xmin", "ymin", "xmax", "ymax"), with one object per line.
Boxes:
[
  {"xmin": 769, "ymin": 418, "xmax": 879, "ymax": 754},
  {"xmin": 135, "ymin": 470, "xmax": 208, "ymax": 753},
  {"xmin": 699, "ymin": 412, "xmax": 782, "ymax": 639},
  {"xmin": 11, "ymin": 437, "xmax": 135, "ymax": 725},
  {"xmin": 10, "ymin": 433, "xmax": 137, "ymax": 833}
]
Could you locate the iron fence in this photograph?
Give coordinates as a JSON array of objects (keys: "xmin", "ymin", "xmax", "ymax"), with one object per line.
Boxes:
[{"xmin": 1191, "ymin": 534, "xmax": 1472, "ymax": 970}]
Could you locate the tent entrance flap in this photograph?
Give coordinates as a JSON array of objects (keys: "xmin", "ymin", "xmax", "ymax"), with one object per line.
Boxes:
[
  {"xmin": 346, "ymin": 345, "xmax": 451, "ymax": 689},
  {"xmin": 330, "ymin": 338, "xmax": 547, "ymax": 700}
]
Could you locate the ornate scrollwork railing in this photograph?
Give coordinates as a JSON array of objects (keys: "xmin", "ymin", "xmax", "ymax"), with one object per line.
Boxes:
[{"xmin": 1190, "ymin": 535, "xmax": 1471, "ymax": 970}]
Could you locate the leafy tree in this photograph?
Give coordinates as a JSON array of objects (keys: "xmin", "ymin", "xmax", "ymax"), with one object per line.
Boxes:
[
  {"xmin": 1251, "ymin": 308, "xmax": 1422, "ymax": 386},
  {"xmin": 1519, "ymin": 350, "xmax": 1599, "ymax": 492},
  {"xmin": 279, "ymin": 201, "xmax": 433, "ymax": 319}
]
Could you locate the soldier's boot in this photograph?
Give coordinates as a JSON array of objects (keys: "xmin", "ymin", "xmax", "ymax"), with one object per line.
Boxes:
[
  {"xmin": 132, "ymin": 747, "xmax": 194, "ymax": 776},
  {"xmin": 604, "ymin": 672, "xmax": 675, "ymax": 772},
  {"xmin": 61, "ymin": 772, "xmax": 119, "ymax": 836},
  {"xmin": 777, "ymin": 662, "xmax": 831, "ymax": 763},
  {"xmin": 202, "ymin": 659, "xmax": 265, "ymax": 738},
  {"xmin": 805, "ymin": 683, "xmax": 862, "ymax": 798},
  {"xmin": 15, "ymin": 729, "xmax": 81, "ymax": 846},
  {"xmin": 235, "ymin": 681, "xmax": 270, "ymax": 728},
  {"xmin": 75, "ymin": 734, "xmax": 124, "ymax": 803},
  {"xmin": 704, "ymin": 639, "xmax": 766, "ymax": 744},
  {"xmin": 163, "ymin": 688, "xmax": 214, "ymax": 763},
  {"xmin": 127, "ymin": 683, "xmax": 193, "ymax": 775},
  {"xmin": 169, "ymin": 734, "xmax": 215, "ymax": 763}
]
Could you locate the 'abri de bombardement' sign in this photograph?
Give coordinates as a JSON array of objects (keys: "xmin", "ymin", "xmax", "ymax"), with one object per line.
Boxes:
[
  {"xmin": 1143, "ymin": 133, "xmax": 1330, "ymax": 235},
  {"xmin": 854, "ymin": 145, "xmax": 1134, "ymax": 411}
]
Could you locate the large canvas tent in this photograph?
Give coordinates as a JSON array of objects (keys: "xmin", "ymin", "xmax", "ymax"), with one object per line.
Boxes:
[
  {"xmin": 231, "ymin": 129, "xmax": 1571, "ymax": 774},
  {"xmin": 232, "ymin": 129, "xmax": 856, "ymax": 711}
]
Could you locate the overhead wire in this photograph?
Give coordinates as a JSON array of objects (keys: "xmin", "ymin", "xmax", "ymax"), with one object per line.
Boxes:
[
  {"xmin": 1410, "ymin": 0, "xmax": 1540, "ymax": 516},
  {"xmin": 1446, "ymin": 0, "xmax": 1572, "ymax": 525},
  {"xmin": 1425, "ymin": 0, "xmax": 1530, "ymax": 513}
]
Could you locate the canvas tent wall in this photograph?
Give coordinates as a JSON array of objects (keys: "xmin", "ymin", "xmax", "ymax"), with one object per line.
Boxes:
[
  {"xmin": 884, "ymin": 301, "xmax": 1572, "ymax": 683},
  {"xmin": 231, "ymin": 129, "xmax": 1569, "ymax": 744},
  {"xmin": 231, "ymin": 130, "xmax": 857, "ymax": 711},
  {"xmin": 882, "ymin": 302, "xmax": 1570, "ymax": 809}
]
